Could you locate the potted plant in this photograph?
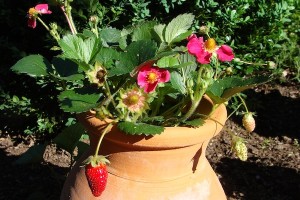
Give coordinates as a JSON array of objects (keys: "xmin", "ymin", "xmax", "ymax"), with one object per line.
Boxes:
[{"xmin": 11, "ymin": 1, "xmax": 269, "ymax": 199}]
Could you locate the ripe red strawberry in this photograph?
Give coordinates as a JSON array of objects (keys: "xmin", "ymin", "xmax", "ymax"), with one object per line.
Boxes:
[
  {"xmin": 83, "ymin": 155, "xmax": 109, "ymax": 197},
  {"xmin": 242, "ymin": 112, "xmax": 256, "ymax": 133}
]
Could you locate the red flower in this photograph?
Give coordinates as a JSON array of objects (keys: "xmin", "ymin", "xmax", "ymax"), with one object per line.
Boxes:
[
  {"xmin": 27, "ymin": 4, "xmax": 52, "ymax": 28},
  {"xmin": 187, "ymin": 35, "xmax": 234, "ymax": 64},
  {"xmin": 137, "ymin": 64, "xmax": 170, "ymax": 93}
]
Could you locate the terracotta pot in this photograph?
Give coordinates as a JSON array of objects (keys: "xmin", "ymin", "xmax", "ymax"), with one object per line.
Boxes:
[{"xmin": 60, "ymin": 96, "xmax": 227, "ymax": 200}]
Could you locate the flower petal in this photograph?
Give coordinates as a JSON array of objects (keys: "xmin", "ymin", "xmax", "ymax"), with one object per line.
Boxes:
[
  {"xmin": 137, "ymin": 71, "xmax": 147, "ymax": 87},
  {"xmin": 196, "ymin": 51, "xmax": 211, "ymax": 64},
  {"xmin": 187, "ymin": 34, "xmax": 197, "ymax": 41},
  {"xmin": 158, "ymin": 69, "xmax": 170, "ymax": 83},
  {"xmin": 27, "ymin": 18, "xmax": 36, "ymax": 28},
  {"xmin": 187, "ymin": 37, "xmax": 204, "ymax": 56},
  {"xmin": 217, "ymin": 45, "xmax": 234, "ymax": 62},
  {"xmin": 35, "ymin": 4, "xmax": 52, "ymax": 14},
  {"xmin": 144, "ymin": 82, "xmax": 158, "ymax": 93}
]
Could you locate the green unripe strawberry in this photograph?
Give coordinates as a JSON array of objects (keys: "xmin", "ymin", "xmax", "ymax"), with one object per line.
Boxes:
[
  {"xmin": 232, "ymin": 138, "xmax": 248, "ymax": 161},
  {"xmin": 234, "ymin": 140, "xmax": 248, "ymax": 161},
  {"xmin": 242, "ymin": 112, "xmax": 256, "ymax": 133}
]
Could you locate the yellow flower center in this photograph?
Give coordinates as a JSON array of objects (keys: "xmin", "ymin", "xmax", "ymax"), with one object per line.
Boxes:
[
  {"xmin": 205, "ymin": 38, "xmax": 217, "ymax": 53},
  {"xmin": 28, "ymin": 8, "xmax": 37, "ymax": 16},
  {"xmin": 147, "ymin": 72, "xmax": 158, "ymax": 83},
  {"xmin": 128, "ymin": 94, "xmax": 139, "ymax": 105}
]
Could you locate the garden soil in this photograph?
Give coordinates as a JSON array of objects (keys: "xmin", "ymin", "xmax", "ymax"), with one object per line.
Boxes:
[{"xmin": 0, "ymin": 83, "xmax": 299, "ymax": 200}]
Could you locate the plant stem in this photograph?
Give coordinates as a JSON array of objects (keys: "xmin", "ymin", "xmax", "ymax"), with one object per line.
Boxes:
[
  {"xmin": 94, "ymin": 123, "xmax": 113, "ymax": 158},
  {"xmin": 160, "ymin": 98, "xmax": 185, "ymax": 118},
  {"xmin": 238, "ymin": 60, "xmax": 267, "ymax": 66},
  {"xmin": 193, "ymin": 113, "xmax": 225, "ymax": 127},
  {"xmin": 237, "ymin": 94, "xmax": 249, "ymax": 113},
  {"xmin": 37, "ymin": 17, "xmax": 50, "ymax": 31},
  {"xmin": 150, "ymin": 92, "xmax": 164, "ymax": 117},
  {"xmin": 60, "ymin": 5, "xmax": 77, "ymax": 34},
  {"xmin": 180, "ymin": 65, "xmax": 208, "ymax": 122},
  {"xmin": 103, "ymin": 80, "xmax": 123, "ymax": 116},
  {"xmin": 180, "ymin": 91, "xmax": 204, "ymax": 122},
  {"xmin": 226, "ymin": 103, "xmax": 242, "ymax": 120},
  {"xmin": 213, "ymin": 58, "xmax": 219, "ymax": 80}
]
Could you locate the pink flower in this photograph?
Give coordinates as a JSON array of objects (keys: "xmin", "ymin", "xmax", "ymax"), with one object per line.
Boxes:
[
  {"xmin": 187, "ymin": 35, "xmax": 234, "ymax": 64},
  {"xmin": 137, "ymin": 63, "xmax": 170, "ymax": 93},
  {"xmin": 27, "ymin": 4, "xmax": 52, "ymax": 28}
]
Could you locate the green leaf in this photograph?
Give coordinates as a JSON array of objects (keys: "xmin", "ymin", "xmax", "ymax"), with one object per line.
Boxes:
[
  {"xmin": 164, "ymin": 13, "xmax": 194, "ymax": 44},
  {"xmin": 126, "ymin": 40, "xmax": 157, "ymax": 64},
  {"xmin": 132, "ymin": 21, "xmax": 156, "ymax": 41},
  {"xmin": 179, "ymin": 53, "xmax": 197, "ymax": 72},
  {"xmin": 153, "ymin": 24, "xmax": 166, "ymax": 42},
  {"xmin": 155, "ymin": 50, "xmax": 179, "ymax": 60},
  {"xmin": 58, "ymin": 88, "xmax": 101, "ymax": 113},
  {"xmin": 52, "ymin": 57, "xmax": 84, "ymax": 81},
  {"xmin": 118, "ymin": 28, "xmax": 132, "ymax": 50},
  {"xmin": 100, "ymin": 28, "xmax": 122, "ymax": 44},
  {"xmin": 58, "ymin": 34, "xmax": 100, "ymax": 66},
  {"xmin": 206, "ymin": 76, "xmax": 270, "ymax": 104},
  {"xmin": 108, "ymin": 53, "xmax": 136, "ymax": 77},
  {"xmin": 118, "ymin": 121, "xmax": 164, "ymax": 136},
  {"xmin": 170, "ymin": 71, "xmax": 186, "ymax": 94},
  {"xmin": 171, "ymin": 30, "xmax": 193, "ymax": 44},
  {"xmin": 11, "ymin": 55, "xmax": 52, "ymax": 77},
  {"xmin": 14, "ymin": 144, "xmax": 47, "ymax": 165},
  {"xmin": 184, "ymin": 118, "xmax": 205, "ymax": 127},
  {"xmin": 95, "ymin": 47, "xmax": 120, "ymax": 67},
  {"xmin": 171, "ymin": 62, "xmax": 195, "ymax": 69},
  {"xmin": 53, "ymin": 123, "xmax": 85, "ymax": 154},
  {"xmin": 142, "ymin": 116, "xmax": 165, "ymax": 123},
  {"xmin": 109, "ymin": 40, "xmax": 157, "ymax": 76},
  {"xmin": 157, "ymin": 56, "xmax": 179, "ymax": 68}
]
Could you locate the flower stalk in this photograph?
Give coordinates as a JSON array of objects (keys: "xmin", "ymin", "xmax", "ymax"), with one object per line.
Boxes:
[
  {"xmin": 180, "ymin": 65, "xmax": 211, "ymax": 122},
  {"xmin": 94, "ymin": 123, "xmax": 114, "ymax": 158},
  {"xmin": 237, "ymin": 94, "xmax": 249, "ymax": 113},
  {"xmin": 36, "ymin": 17, "xmax": 50, "ymax": 31},
  {"xmin": 60, "ymin": 5, "xmax": 77, "ymax": 34}
]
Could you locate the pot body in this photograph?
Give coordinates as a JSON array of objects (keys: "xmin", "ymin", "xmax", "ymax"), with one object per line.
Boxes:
[{"xmin": 60, "ymin": 97, "xmax": 227, "ymax": 200}]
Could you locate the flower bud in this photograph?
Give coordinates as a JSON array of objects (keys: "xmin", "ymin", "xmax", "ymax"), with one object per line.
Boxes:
[
  {"xmin": 225, "ymin": 67, "xmax": 233, "ymax": 75},
  {"xmin": 50, "ymin": 22, "xmax": 58, "ymax": 30},
  {"xmin": 199, "ymin": 26, "xmax": 209, "ymax": 35},
  {"xmin": 267, "ymin": 61, "xmax": 276, "ymax": 70},
  {"xmin": 187, "ymin": 78, "xmax": 194, "ymax": 89},
  {"xmin": 201, "ymin": 65, "xmax": 213, "ymax": 81},
  {"xmin": 89, "ymin": 15, "xmax": 99, "ymax": 23},
  {"xmin": 281, "ymin": 70, "xmax": 288, "ymax": 78},
  {"xmin": 199, "ymin": 66, "xmax": 213, "ymax": 89},
  {"xmin": 187, "ymin": 78, "xmax": 194, "ymax": 95},
  {"xmin": 233, "ymin": 58, "xmax": 241, "ymax": 62}
]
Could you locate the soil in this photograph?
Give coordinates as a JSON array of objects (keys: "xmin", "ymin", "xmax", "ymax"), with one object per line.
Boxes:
[{"xmin": 0, "ymin": 83, "xmax": 299, "ymax": 200}]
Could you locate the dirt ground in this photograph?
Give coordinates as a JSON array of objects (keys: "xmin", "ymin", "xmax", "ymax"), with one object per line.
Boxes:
[{"xmin": 0, "ymin": 83, "xmax": 299, "ymax": 200}]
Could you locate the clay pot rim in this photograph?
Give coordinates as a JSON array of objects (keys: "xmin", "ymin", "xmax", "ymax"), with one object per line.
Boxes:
[{"xmin": 78, "ymin": 95, "xmax": 227, "ymax": 149}]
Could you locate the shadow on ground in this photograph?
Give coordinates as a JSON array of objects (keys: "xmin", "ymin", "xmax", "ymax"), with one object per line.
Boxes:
[
  {"xmin": 215, "ymin": 157, "xmax": 300, "ymax": 200},
  {"xmin": 243, "ymin": 87, "xmax": 300, "ymax": 139},
  {"xmin": 0, "ymin": 148, "xmax": 67, "ymax": 200}
]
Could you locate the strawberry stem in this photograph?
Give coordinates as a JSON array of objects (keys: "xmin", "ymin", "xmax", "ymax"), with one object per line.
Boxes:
[
  {"xmin": 94, "ymin": 123, "xmax": 113, "ymax": 158},
  {"xmin": 226, "ymin": 103, "xmax": 242, "ymax": 120},
  {"xmin": 237, "ymin": 94, "xmax": 249, "ymax": 113}
]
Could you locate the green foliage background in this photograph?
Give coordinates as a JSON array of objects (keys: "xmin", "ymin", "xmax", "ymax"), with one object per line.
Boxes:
[{"xmin": 0, "ymin": 0, "xmax": 299, "ymax": 138}]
